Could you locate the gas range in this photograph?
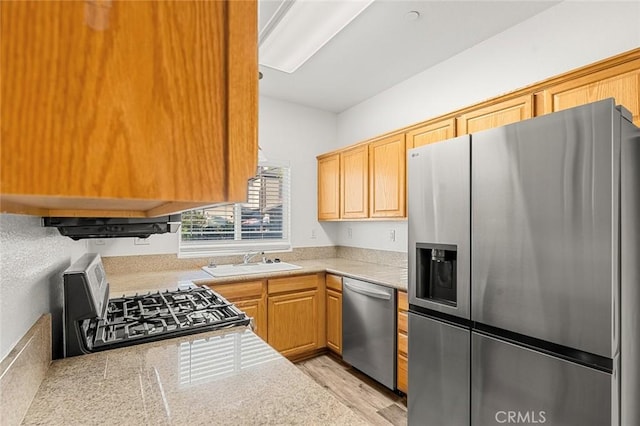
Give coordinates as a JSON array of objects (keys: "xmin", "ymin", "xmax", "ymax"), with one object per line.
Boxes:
[{"xmin": 63, "ymin": 254, "xmax": 250, "ymax": 357}]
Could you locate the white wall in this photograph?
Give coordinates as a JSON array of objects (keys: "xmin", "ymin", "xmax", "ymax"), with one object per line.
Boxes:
[
  {"xmin": 0, "ymin": 214, "xmax": 87, "ymax": 361},
  {"xmin": 89, "ymin": 95, "xmax": 340, "ymax": 256},
  {"xmin": 335, "ymin": 0, "xmax": 640, "ymax": 252},
  {"xmin": 258, "ymin": 96, "xmax": 339, "ymax": 247}
]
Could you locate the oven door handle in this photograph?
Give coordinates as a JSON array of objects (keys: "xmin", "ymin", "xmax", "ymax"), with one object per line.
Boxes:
[{"xmin": 344, "ymin": 282, "xmax": 391, "ymax": 300}]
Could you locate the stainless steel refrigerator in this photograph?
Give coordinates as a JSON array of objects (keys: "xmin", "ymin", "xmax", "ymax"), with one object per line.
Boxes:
[{"xmin": 407, "ymin": 99, "xmax": 639, "ymax": 426}]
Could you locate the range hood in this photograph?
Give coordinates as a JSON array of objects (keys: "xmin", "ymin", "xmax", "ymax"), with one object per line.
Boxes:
[{"xmin": 43, "ymin": 215, "xmax": 182, "ymax": 240}]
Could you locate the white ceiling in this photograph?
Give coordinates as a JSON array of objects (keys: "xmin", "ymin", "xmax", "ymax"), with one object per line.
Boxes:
[{"xmin": 258, "ymin": 0, "xmax": 560, "ymax": 113}]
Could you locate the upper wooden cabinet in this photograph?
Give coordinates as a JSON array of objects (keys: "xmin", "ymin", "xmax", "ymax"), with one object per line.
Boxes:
[
  {"xmin": 316, "ymin": 49, "xmax": 639, "ymax": 223},
  {"xmin": 317, "ymin": 153, "xmax": 340, "ymax": 221},
  {"xmin": 406, "ymin": 118, "xmax": 456, "ymax": 149},
  {"xmin": 540, "ymin": 59, "xmax": 640, "ymax": 126},
  {"xmin": 369, "ymin": 134, "xmax": 406, "ymax": 218},
  {"xmin": 0, "ymin": 0, "xmax": 257, "ymax": 217},
  {"xmin": 457, "ymin": 94, "xmax": 533, "ymax": 135},
  {"xmin": 340, "ymin": 145, "xmax": 369, "ymax": 219}
]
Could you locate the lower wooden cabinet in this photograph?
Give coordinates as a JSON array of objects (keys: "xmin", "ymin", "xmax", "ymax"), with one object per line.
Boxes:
[
  {"xmin": 205, "ymin": 280, "xmax": 268, "ymax": 342},
  {"xmin": 397, "ymin": 290, "xmax": 409, "ymax": 394},
  {"xmin": 267, "ymin": 274, "xmax": 326, "ymax": 360},
  {"xmin": 325, "ymin": 274, "xmax": 343, "ymax": 355},
  {"xmin": 234, "ymin": 299, "xmax": 266, "ymax": 341}
]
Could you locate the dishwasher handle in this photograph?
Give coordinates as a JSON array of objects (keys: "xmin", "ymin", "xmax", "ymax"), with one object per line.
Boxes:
[{"xmin": 344, "ymin": 281, "xmax": 392, "ymax": 300}]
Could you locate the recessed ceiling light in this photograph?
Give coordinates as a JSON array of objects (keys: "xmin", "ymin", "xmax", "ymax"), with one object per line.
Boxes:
[
  {"xmin": 404, "ymin": 10, "xmax": 421, "ymax": 21},
  {"xmin": 259, "ymin": 0, "xmax": 375, "ymax": 74}
]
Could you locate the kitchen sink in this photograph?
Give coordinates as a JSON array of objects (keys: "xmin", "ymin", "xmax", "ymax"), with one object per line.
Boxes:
[{"xmin": 202, "ymin": 262, "xmax": 302, "ymax": 277}]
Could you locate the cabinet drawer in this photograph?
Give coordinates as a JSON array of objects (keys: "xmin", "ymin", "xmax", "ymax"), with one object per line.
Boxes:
[
  {"xmin": 326, "ymin": 274, "xmax": 342, "ymax": 292},
  {"xmin": 398, "ymin": 290, "xmax": 408, "ymax": 312},
  {"xmin": 398, "ymin": 331, "xmax": 408, "ymax": 356},
  {"xmin": 398, "ymin": 311, "xmax": 408, "ymax": 334},
  {"xmin": 206, "ymin": 280, "xmax": 263, "ymax": 301},
  {"xmin": 268, "ymin": 274, "xmax": 318, "ymax": 295},
  {"xmin": 397, "ymin": 353, "xmax": 408, "ymax": 394}
]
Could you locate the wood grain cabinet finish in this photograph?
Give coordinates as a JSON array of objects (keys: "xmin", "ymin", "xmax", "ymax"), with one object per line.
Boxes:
[
  {"xmin": 267, "ymin": 274, "xmax": 326, "ymax": 360},
  {"xmin": 325, "ymin": 274, "xmax": 343, "ymax": 355},
  {"xmin": 316, "ymin": 50, "xmax": 638, "ymax": 223},
  {"xmin": 369, "ymin": 134, "xmax": 406, "ymax": 218},
  {"xmin": 0, "ymin": 0, "xmax": 257, "ymax": 217},
  {"xmin": 204, "ymin": 281, "xmax": 267, "ymax": 342},
  {"xmin": 317, "ymin": 154, "xmax": 341, "ymax": 220},
  {"xmin": 397, "ymin": 290, "xmax": 409, "ymax": 394},
  {"xmin": 406, "ymin": 118, "xmax": 456, "ymax": 149},
  {"xmin": 456, "ymin": 94, "xmax": 533, "ymax": 135},
  {"xmin": 540, "ymin": 59, "xmax": 640, "ymax": 126},
  {"xmin": 340, "ymin": 145, "xmax": 369, "ymax": 219}
]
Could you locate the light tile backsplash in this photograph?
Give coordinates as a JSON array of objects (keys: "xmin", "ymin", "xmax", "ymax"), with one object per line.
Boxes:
[
  {"xmin": 102, "ymin": 245, "xmax": 407, "ymax": 276},
  {"xmin": 102, "ymin": 246, "xmax": 338, "ymax": 275},
  {"xmin": 336, "ymin": 246, "xmax": 407, "ymax": 268}
]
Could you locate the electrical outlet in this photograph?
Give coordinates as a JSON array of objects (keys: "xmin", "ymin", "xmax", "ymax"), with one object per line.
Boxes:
[
  {"xmin": 94, "ymin": 239, "xmax": 106, "ymax": 246},
  {"xmin": 134, "ymin": 237, "xmax": 150, "ymax": 246},
  {"xmin": 347, "ymin": 227, "xmax": 353, "ymax": 238},
  {"xmin": 389, "ymin": 229, "xmax": 396, "ymax": 242},
  {"xmin": 311, "ymin": 229, "xmax": 317, "ymax": 239}
]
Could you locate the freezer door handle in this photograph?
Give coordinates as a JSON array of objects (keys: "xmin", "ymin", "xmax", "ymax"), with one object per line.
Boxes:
[{"xmin": 344, "ymin": 282, "xmax": 391, "ymax": 300}]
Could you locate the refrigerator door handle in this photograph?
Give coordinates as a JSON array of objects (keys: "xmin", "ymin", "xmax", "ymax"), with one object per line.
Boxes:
[{"xmin": 344, "ymin": 282, "xmax": 392, "ymax": 300}]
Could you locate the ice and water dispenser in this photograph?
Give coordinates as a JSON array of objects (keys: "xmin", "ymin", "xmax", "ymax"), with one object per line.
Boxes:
[{"xmin": 415, "ymin": 243, "xmax": 458, "ymax": 306}]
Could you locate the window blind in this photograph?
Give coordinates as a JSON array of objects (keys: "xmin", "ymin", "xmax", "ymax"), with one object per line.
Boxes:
[{"xmin": 179, "ymin": 164, "xmax": 291, "ymax": 257}]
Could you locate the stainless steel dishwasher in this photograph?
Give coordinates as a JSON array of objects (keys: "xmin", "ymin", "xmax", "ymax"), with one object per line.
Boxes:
[{"xmin": 342, "ymin": 277, "xmax": 396, "ymax": 390}]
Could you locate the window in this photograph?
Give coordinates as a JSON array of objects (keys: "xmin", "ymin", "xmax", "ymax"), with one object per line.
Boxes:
[{"xmin": 179, "ymin": 163, "xmax": 290, "ymax": 257}]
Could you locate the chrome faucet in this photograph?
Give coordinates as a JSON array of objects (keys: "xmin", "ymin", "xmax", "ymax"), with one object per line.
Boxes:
[{"xmin": 243, "ymin": 251, "xmax": 262, "ymax": 264}]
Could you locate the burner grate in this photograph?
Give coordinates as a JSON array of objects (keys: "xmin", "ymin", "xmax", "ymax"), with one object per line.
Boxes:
[{"xmin": 85, "ymin": 286, "xmax": 249, "ymax": 350}]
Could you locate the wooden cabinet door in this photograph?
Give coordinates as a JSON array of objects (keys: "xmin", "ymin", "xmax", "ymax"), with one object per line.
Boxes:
[
  {"xmin": 369, "ymin": 134, "xmax": 406, "ymax": 218},
  {"xmin": 268, "ymin": 290, "xmax": 320, "ymax": 358},
  {"xmin": 326, "ymin": 288, "xmax": 342, "ymax": 355},
  {"xmin": 406, "ymin": 118, "xmax": 456, "ymax": 149},
  {"xmin": 456, "ymin": 94, "xmax": 533, "ymax": 135},
  {"xmin": 206, "ymin": 281, "xmax": 267, "ymax": 342},
  {"xmin": 0, "ymin": 0, "xmax": 257, "ymax": 217},
  {"xmin": 317, "ymin": 154, "xmax": 340, "ymax": 220},
  {"xmin": 235, "ymin": 299, "xmax": 267, "ymax": 342},
  {"xmin": 541, "ymin": 59, "xmax": 640, "ymax": 126},
  {"xmin": 397, "ymin": 290, "xmax": 409, "ymax": 394},
  {"xmin": 340, "ymin": 145, "xmax": 369, "ymax": 219}
]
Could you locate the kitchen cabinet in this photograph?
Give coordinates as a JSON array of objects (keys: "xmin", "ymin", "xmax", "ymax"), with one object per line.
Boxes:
[
  {"xmin": 204, "ymin": 281, "xmax": 267, "ymax": 342},
  {"xmin": 406, "ymin": 118, "xmax": 456, "ymax": 149},
  {"xmin": 317, "ymin": 153, "xmax": 341, "ymax": 220},
  {"xmin": 397, "ymin": 290, "xmax": 409, "ymax": 394},
  {"xmin": 340, "ymin": 145, "xmax": 369, "ymax": 219},
  {"xmin": 369, "ymin": 134, "xmax": 406, "ymax": 218},
  {"xmin": 456, "ymin": 94, "xmax": 533, "ymax": 135},
  {"xmin": 317, "ymin": 49, "xmax": 638, "ymax": 223},
  {"xmin": 267, "ymin": 274, "xmax": 326, "ymax": 360},
  {"xmin": 539, "ymin": 59, "xmax": 640, "ymax": 126},
  {"xmin": 0, "ymin": 0, "xmax": 257, "ymax": 218},
  {"xmin": 325, "ymin": 274, "xmax": 343, "ymax": 355}
]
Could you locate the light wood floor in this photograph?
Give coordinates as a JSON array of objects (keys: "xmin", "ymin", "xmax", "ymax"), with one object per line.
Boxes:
[{"xmin": 296, "ymin": 355, "xmax": 407, "ymax": 425}]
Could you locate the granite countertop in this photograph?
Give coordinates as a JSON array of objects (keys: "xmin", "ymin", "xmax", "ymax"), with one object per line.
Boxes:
[
  {"xmin": 22, "ymin": 327, "xmax": 367, "ymax": 425},
  {"xmin": 108, "ymin": 258, "xmax": 408, "ymax": 296}
]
